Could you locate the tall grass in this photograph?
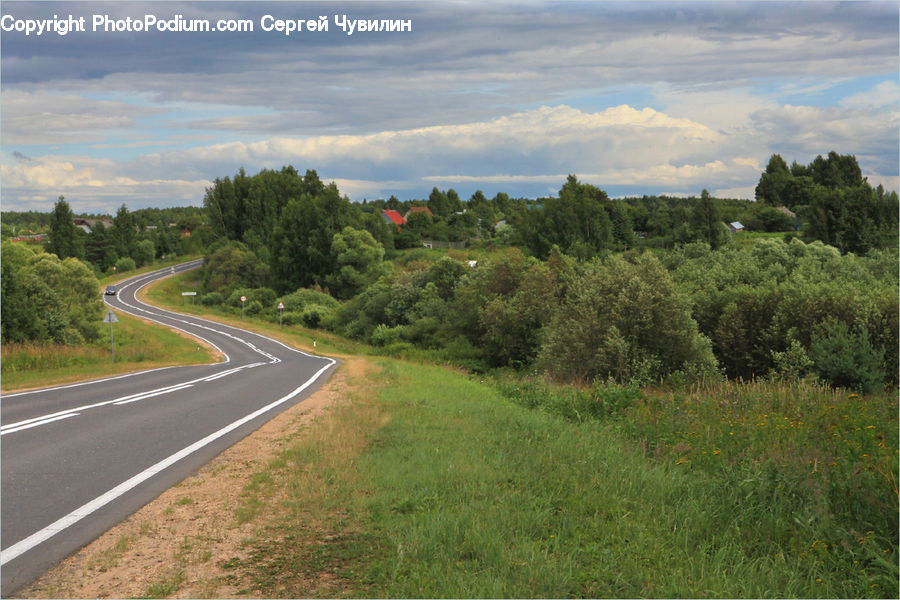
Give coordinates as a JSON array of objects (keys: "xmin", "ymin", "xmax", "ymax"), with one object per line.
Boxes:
[
  {"xmin": 1, "ymin": 311, "xmax": 217, "ymax": 390},
  {"xmin": 493, "ymin": 375, "xmax": 899, "ymax": 597},
  {"xmin": 232, "ymin": 360, "xmax": 898, "ymax": 598}
]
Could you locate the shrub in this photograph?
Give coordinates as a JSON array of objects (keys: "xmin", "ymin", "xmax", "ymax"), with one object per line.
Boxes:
[
  {"xmin": 248, "ymin": 287, "xmax": 277, "ymax": 310},
  {"xmin": 809, "ymin": 319, "xmax": 883, "ymax": 393},
  {"xmin": 201, "ymin": 292, "xmax": 223, "ymax": 306},
  {"xmin": 278, "ymin": 288, "xmax": 339, "ymax": 312},
  {"xmin": 300, "ymin": 305, "xmax": 332, "ymax": 328},
  {"xmin": 114, "ymin": 257, "xmax": 136, "ymax": 273}
]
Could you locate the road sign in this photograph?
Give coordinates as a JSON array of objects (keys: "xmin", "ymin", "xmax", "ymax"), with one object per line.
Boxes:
[
  {"xmin": 277, "ymin": 302, "xmax": 284, "ymax": 309},
  {"xmin": 241, "ymin": 296, "xmax": 247, "ymax": 302},
  {"xmin": 104, "ymin": 310, "xmax": 118, "ymax": 362},
  {"xmin": 182, "ymin": 292, "xmax": 197, "ymax": 296}
]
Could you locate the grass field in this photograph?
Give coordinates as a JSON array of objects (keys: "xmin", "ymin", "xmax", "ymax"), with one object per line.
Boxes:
[
  {"xmin": 0, "ymin": 310, "xmax": 219, "ymax": 391},
  {"xmin": 225, "ymin": 360, "xmax": 897, "ymax": 598}
]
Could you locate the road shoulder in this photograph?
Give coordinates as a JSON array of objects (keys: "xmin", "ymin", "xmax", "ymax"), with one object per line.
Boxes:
[{"xmin": 18, "ymin": 357, "xmax": 369, "ymax": 599}]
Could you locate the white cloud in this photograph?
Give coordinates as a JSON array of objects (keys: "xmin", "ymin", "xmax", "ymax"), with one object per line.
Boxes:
[
  {"xmin": 0, "ymin": 90, "xmax": 163, "ymax": 145},
  {"xmin": 840, "ymin": 79, "xmax": 899, "ymax": 110},
  {"xmin": 2, "ymin": 96, "xmax": 895, "ymax": 211}
]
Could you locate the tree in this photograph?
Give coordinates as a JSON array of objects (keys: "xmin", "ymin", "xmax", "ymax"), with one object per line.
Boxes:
[
  {"xmin": 427, "ymin": 187, "xmax": 452, "ymax": 217},
  {"xmin": 203, "ymin": 242, "xmax": 270, "ymax": 296},
  {"xmin": 84, "ymin": 221, "xmax": 118, "ymax": 272},
  {"xmin": 1, "ymin": 242, "xmax": 103, "ymax": 345},
  {"xmin": 538, "ymin": 254, "xmax": 718, "ymax": 383},
  {"xmin": 133, "ymin": 239, "xmax": 156, "ymax": 267},
  {"xmin": 326, "ymin": 227, "xmax": 387, "ymax": 299},
  {"xmin": 691, "ymin": 193, "xmax": 728, "ymax": 250},
  {"xmin": 755, "ymin": 154, "xmax": 792, "ymax": 206},
  {"xmin": 47, "ymin": 196, "xmax": 83, "ymax": 259},
  {"xmin": 112, "ymin": 204, "xmax": 136, "ymax": 259}
]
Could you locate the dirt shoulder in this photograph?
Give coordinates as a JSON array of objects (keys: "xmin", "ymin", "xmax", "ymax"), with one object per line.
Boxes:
[{"xmin": 18, "ymin": 356, "xmax": 370, "ymax": 599}]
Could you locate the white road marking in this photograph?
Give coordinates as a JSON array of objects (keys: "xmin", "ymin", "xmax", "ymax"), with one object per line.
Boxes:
[
  {"xmin": 2, "ymin": 363, "xmax": 264, "ymax": 436},
  {"xmin": 0, "ymin": 356, "xmax": 335, "ymax": 565},
  {"xmin": 113, "ymin": 384, "xmax": 194, "ymax": 405},
  {"xmin": 0, "ymin": 413, "xmax": 79, "ymax": 435}
]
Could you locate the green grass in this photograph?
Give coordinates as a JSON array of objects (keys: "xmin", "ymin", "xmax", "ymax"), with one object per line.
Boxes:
[
  {"xmin": 142, "ymin": 269, "xmax": 372, "ymax": 358},
  {"xmin": 0, "ymin": 308, "xmax": 218, "ymax": 391},
  {"xmin": 228, "ymin": 359, "xmax": 898, "ymax": 598}
]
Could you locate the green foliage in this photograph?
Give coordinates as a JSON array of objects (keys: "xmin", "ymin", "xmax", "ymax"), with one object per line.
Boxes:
[
  {"xmin": 809, "ymin": 320, "xmax": 884, "ymax": 393},
  {"xmin": 47, "ymin": 196, "xmax": 83, "ymax": 260},
  {"xmin": 755, "ymin": 152, "xmax": 898, "ymax": 254},
  {"xmin": 671, "ymin": 237, "xmax": 898, "ymax": 386},
  {"xmin": 201, "ymin": 292, "xmax": 223, "ymax": 306},
  {"xmin": 326, "ymin": 226, "xmax": 387, "ymax": 300},
  {"xmin": 133, "ymin": 239, "xmax": 155, "ymax": 267},
  {"xmin": 278, "ymin": 288, "xmax": 339, "ymax": 312},
  {"xmin": 203, "ymin": 241, "xmax": 270, "ymax": 297},
  {"xmin": 538, "ymin": 253, "xmax": 718, "ymax": 383},
  {"xmin": 112, "ymin": 204, "xmax": 137, "ymax": 260},
  {"xmin": 511, "ymin": 175, "xmax": 618, "ymax": 259},
  {"xmin": 114, "ymin": 256, "xmax": 136, "ymax": 273},
  {"xmin": 690, "ymin": 195, "xmax": 729, "ymax": 250},
  {"xmin": 0, "ymin": 242, "xmax": 103, "ymax": 345}
]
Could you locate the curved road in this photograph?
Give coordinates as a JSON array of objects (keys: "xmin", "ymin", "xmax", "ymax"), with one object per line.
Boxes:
[{"xmin": 1, "ymin": 261, "xmax": 338, "ymax": 596}]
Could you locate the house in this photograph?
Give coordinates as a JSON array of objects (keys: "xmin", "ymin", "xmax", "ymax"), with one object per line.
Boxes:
[
  {"xmin": 404, "ymin": 206, "xmax": 433, "ymax": 220},
  {"xmin": 729, "ymin": 221, "xmax": 744, "ymax": 233},
  {"xmin": 382, "ymin": 209, "xmax": 406, "ymax": 226}
]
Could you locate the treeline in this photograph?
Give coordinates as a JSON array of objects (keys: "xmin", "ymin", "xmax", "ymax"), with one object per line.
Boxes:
[
  {"xmin": 38, "ymin": 198, "xmax": 208, "ymax": 275},
  {"xmin": 193, "ymin": 157, "xmax": 897, "ymax": 391},
  {"xmin": 755, "ymin": 151, "xmax": 898, "ymax": 253}
]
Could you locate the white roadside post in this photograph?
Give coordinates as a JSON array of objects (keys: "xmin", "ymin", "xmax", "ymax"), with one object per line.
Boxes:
[
  {"xmin": 103, "ymin": 309, "xmax": 119, "ymax": 362},
  {"xmin": 241, "ymin": 295, "xmax": 247, "ymax": 320},
  {"xmin": 278, "ymin": 301, "xmax": 285, "ymax": 328}
]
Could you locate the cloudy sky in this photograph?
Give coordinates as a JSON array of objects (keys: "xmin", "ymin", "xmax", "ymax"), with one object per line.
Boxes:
[{"xmin": 1, "ymin": 1, "xmax": 898, "ymax": 214}]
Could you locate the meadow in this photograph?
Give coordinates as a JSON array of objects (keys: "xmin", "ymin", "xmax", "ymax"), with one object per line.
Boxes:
[{"xmin": 220, "ymin": 358, "xmax": 897, "ymax": 598}]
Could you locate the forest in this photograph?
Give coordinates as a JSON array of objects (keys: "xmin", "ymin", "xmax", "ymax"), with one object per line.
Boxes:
[{"xmin": 2, "ymin": 151, "xmax": 898, "ymax": 393}]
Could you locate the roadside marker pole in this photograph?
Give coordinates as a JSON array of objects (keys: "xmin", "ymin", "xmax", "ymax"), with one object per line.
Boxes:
[{"xmin": 103, "ymin": 310, "xmax": 119, "ymax": 362}]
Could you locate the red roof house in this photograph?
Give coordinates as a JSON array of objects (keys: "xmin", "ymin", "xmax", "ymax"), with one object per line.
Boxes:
[{"xmin": 382, "ymin": 210, "xmax": 406, "ymax": 226}]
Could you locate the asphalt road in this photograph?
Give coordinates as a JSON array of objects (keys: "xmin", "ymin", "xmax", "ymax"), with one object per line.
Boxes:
[{"xmin": 0, "ymin": 260, "xmax": 338, "ymax": 596}]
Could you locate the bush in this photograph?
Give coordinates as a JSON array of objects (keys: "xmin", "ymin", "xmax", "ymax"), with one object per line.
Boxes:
[
  {"xmin": 248, "ymin": 287, "xmax": 277, "ymax": 310},
  {"xmin": 201, "ymin": 292, "xmax": 223, "ymax": 306},
  {"xmin": 809, "ymin": 320, "xmax": 883, "ymax": 392},
  {"xmin": 278, "ymin": 288, "xmax": 339, "ymax": 312},
  {"xmin": 300, "ymin": 305, "xmax": 332, "ymax": 328},
  {"xmin": 538, "ymin": 254, "xmax": 718, "ymax": 383},
  {"xmin": 245, "ymin": 300, "xmax": 263, "ymax": 316},
  {"xmin": 115, "ymin": 257, "xmax": 136, "ymax": 273}
]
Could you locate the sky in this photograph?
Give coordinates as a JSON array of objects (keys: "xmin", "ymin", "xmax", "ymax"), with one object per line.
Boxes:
[{"xmin": 1, "ymin": 1, "xmax": 898, "ymax": 214}]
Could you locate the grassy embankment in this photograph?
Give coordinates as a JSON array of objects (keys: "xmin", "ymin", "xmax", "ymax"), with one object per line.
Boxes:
[
  {"xmin": 1, "ymin": 256, "xmax": 215, "ymax": 392},
  {"xmin": 143, "ymin": 270, "xmax": 897, "ymax": 598}
]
